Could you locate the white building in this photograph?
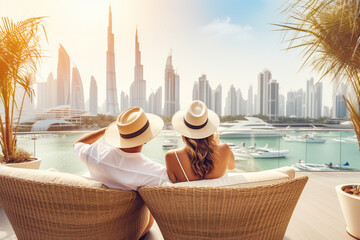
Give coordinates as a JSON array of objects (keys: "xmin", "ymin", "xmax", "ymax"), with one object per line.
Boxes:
[
  {"xmin": 89, "ymin": 76, "xmax": 98, "ymax": 115},
  {"xmin": 268, "ymin": 80, "xmax": 279, "ymax": 120}
]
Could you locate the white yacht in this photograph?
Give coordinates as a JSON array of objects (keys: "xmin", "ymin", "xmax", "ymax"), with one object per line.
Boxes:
[
  {"xmin": 283, "ymin": 134, "xmax": 326, "ymax": 143},
  {"xmin": 231, "ymin": 144, "xmax": 288, "ymax": 159},
  {"xmin": 162, "ymin": 139, "xmax": 178, "ymax": 150},
  {"xmin": 219, "ymin": 117, "xmax": 280, "ymax": 138}
]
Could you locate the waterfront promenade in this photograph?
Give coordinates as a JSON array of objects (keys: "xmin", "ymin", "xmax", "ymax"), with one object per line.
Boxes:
[{"xmin": 0, "ymin": 171, "xmax": 357, "ymax": 240}]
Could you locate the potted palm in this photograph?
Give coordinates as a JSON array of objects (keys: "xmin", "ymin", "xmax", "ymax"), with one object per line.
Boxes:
[
  {"xmin": 0, "ymin": 17, "xmax": 46, "ymax": 169},
  {"xmin": 276, "ymin": 0, "xmax": 360, "ymax": 238}
]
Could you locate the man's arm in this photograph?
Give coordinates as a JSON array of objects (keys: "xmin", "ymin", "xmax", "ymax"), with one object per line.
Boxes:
[{"xmin": 73, "ymin": 128, "xmax": 106, "ymax": 146}]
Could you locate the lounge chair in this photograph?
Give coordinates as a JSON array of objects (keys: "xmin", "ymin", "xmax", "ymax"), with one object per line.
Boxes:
[
  {"xmin": 0, "ymin": 166, "xmax": 149, "ymax": 240},
  {"xmin": 139, "ymin": 176, "xmax": 308, "ymax": 240}
]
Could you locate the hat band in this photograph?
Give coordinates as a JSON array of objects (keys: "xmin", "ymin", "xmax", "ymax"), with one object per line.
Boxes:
[
  {"xmin": 120, "ymin": 120, "xmax": 149, "ymax": 139},
  {"xmin": 183, "ymin": 118, "xmax": 208, "ymax": 130}
]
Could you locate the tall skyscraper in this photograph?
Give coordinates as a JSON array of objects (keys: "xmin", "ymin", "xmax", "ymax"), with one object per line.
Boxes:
[
  {"xmin": 148, "ymin": 87, "xmax": 162, "ymax": 115},
  {"xmin": 214, "ymin": 84, "xmax": 222, "ymax": 116},
  {"xmin": 247, "ymin": 85, "xmax": 253, "ymax": 115},
  {"xmin": 195, "ymin": 74, "xmax": 214, "ymax": 109},
  {"xmin": 257, "ymin": 69, "xmax": 272, "ymax": 115},
  {"xmin": 236, "ymin": 89, "xmax": 246, "ymax": 115},
  {"xmin": 120, "ymin": 91, "xmax": 129, "ymax": 112},
  {"xmin": 106, "ymin": 5, "xmax": 119, "ymax": 115},
  {"xmin": 192, "ymin": 81, "xmax": 199, "ymax": 101},
  {"xmin": 268, "ymin": 80, "xmax": 279, "ymax": 120},
  {"xmin": 130, "ymin": 28, "xmax": 147, "ymax": 110},
  {"xmin": 163, "ymin": 51, "xmax": 180, "ymax": 116},
  {"xmin": 70, "ymin": 66, "xmax": 85, "ymax": 110},
  {"xmin": 286, "ymin": 89, "xmax": 305, "ymax": 117},
  {"xmin": 38, "ymin": 72, "xmax": 57, "ymax": 110},
  {"xmin": 89, "ymin": 76, "xmax": 98, "ymax": 115},
  {"xmin": 278, "ymin": 94, "xmax": 285, "ymax": 117},
  {"xmin": 225, "ymin": 85, "xmax": 237, "ymax": 116},
  {"xmin": 306, "ymin": 78, "xmax": 322, "ymax": 118},
  {"xmin": 56, "ymin": 44, "xmax": 70, "ymax": 106}
]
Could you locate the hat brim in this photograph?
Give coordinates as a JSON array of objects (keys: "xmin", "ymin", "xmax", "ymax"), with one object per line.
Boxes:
[
  {"xmin": 104, "ymin": 113, "xmax": 164, "ymax": 148},
  {"xmin": 172, "ymin": 109, "xmax": 220, "ymax": 139}
]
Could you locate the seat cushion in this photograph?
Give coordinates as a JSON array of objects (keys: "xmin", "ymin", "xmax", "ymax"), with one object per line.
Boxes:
[
  {"xmin": 162, "ymin": 167, "xmax": 295, "ymax": 187},
  {"xmin": 0, "ymin": 165, "xmax": 105, "ymax": 188}
]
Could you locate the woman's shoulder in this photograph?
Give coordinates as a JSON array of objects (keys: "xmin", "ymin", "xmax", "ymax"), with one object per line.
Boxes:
[
  {"xmin": 165, "ymin": 148, "xmax": 186, "ymax": 159},
  {"xmin": 217, "ymin": 142, "xmax": 231, "ymax": 151}
]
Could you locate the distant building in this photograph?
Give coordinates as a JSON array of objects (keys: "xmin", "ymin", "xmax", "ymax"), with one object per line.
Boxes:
[
  {"xmin": 106, "ymin": 5, "xmax": 120, "ymax": 115},
  {"xmin": 305, "ymin": 77, "xmax": 322, "ymax": 118},
  {"xmin": 268, "ymin": 80, "xmax": 279, "ymax": 120},
  {"xmin": 225, "ymin": 85, "xmax": 237, "ymax": 116},
  {"xmin": 148, "ymin": 87, "xmax": 162, "ymax": 116},
  {"xmin": 286, "ymin": 89, "xmax": 305, "ymax": 118},
  {"xmin": 278, "ymin": 94, "xmax": 285, "ymax": 117},
  {"xmin": 257, "ymin": 69, "xmax": 272, "ymax": 115},
  {"xmin": 89, "ymin": 76, "xmax": 98, "ymax": 115},
  {"xmin": 247, "ymin": 85, "xmax": 253, "ymax": 115},
  {"xmin": 336, "ymin": 95, "xmax": 347, "ymax": 118},
  {"xmin": 236, "ymin": 89, "xmax": 246, "ymax": 115},
  {"xmin": 70, "ymin": 66, "xmax": 85, "ymax": 110},
  {"xmin": 38, "ymin": 72, "xmax": 57, "ymax": 110},
  {"xmin": 57, "ymin": 44, "xmax": 71, "ymax": 106},
  {"xmin": 130, "ymin": 28, "xmax": 147, "ymax": 110},
  {"xmin": 214, "ymin": 84, "xmax": 222, "ymax": 116},
  {"xmin": 120, "ymin": 91, "xmax": 129, "ymax": 112},
  {"xmin": 323, "ymin": 106, "xmax": 330, "ymax": 117},
  {"xmin": 192, "ymin": 81, "xmax": 199, "ymax": 101},
  {"xmin": 163, "ymin": 51, "xmax": 180, "ymax": 117}
]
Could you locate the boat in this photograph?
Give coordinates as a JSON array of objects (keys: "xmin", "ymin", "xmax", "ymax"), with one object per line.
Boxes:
[
  {"xmin": 292, "ymin": 161, "xmax": 353, "ymax": 171},
  {"xmin": 162, "ymin": 139, "xmax": 178, "ymax": 150},
  {"xmin": 283, "ymin": 134, "xmax": 326, "ymax": 143},
  {"xmin": 231, "ymin": 144, "xmax": 288, "ymax": 159},
  {"xmin": 219, "ymin": 117, "xmax": 280, "ymax": 138}
]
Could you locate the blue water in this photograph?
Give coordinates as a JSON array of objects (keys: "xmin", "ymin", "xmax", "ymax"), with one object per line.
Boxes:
[{"xmin": 14, "ymin": 130, "xmax": 360, "ymax": 174}]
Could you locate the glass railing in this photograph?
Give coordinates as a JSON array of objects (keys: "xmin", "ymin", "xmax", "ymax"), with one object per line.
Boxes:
[{"xmin": 8, "ymin": 129, "xmax": 360, "ymax": 174}]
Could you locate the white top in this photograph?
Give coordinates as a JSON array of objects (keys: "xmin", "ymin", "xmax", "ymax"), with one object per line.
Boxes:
[{"xmin": 74, "ymin": 142, "xmax": 171, "ymax": 190}]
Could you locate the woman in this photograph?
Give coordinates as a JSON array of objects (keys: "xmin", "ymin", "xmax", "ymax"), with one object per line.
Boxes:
[{"xmin": 165, "ymin": 100, "xmax": 235, "ymax": 183}]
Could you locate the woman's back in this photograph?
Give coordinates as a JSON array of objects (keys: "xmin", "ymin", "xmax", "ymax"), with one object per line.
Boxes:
[{"xmin": 165, "ymin": 142, "xmax": 235, "ymax": 183}]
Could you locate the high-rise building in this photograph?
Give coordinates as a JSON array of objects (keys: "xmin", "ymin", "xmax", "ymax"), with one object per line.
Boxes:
[
  {"xmin": 257, "ymin": 69, "xmax": 272, "ymax": 115},
  {"xmin": 336, "ymin": 95, "xmax": 347, "ymax": 118},
  {"xmin": 106, "ymin": 5, "xmax": 119, "ymax": 115},
  {"xmin": 148, "ymin": 87, "xmax": 162, "ymax": 116},
  {"xmin": 323, "ymin": 106, "xmax": 330, "ymax": 117},
  {"xmin": 38, "ymin": 72, "xmax": 57, "ymax": 110},
  {"xmin": 70, "ymin": 66, "xmax": 85, "ymax": 110},
  {"xmin": 286, "ymin": 89, "xmax": 305, "ymax": 117},
  {"xmin": 225, "ymin": 85, "xmax": 237, "ymax": 116},
  {"xmin": 268, "ymin": 80, "xmax": 279, "ymax": 120},
  {"xmin": 89, "ymin": 76, "xmax": 98, "ymax": 115},
  {"xmin": 306, "ymin": 78, "xmax": 322, "ymax": 118},
  {"xmin": 130, "ymin": 28, "xmax": 147, "ymax": 110},
  {"xmin": 247, "ymin": 85, "xmax": 253, "ymax": 115},
  {"xmin": 278, "ymin": 94, "xmax": 285, "ymax": 117},
  {"xmin": 214, "ymin": 84, "xmax": 222, "ymax": 116},
  {"xmin": 56, "ymin": 44, "xmax": 70, "ymax": 106},
  {"xmin": 192, "ymin": 81, "xmax": 199, "ymax": 101},
  {"xmin": 163, "ymin": 51, "xmax": 180, "ymax": 116},
  {"xmin": 195, "ymin": 74, "xmax": 213, "ymax": 109},
  {"xmin": 120, "ymin": 91, "xmax": 129, "ymax": 112},
  {"xmin": 236, "ymin": 89, "xmax": 246, "ymax": 115}
]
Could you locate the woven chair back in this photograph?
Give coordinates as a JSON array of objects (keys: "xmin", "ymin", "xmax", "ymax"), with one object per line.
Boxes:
[
  {"xmin": 0, "ymin": 173, "xmax": 149, "ymax": 240},
  {"xmin": 139, "ymin": 176, "xmax": 308, "ymax": 240}
]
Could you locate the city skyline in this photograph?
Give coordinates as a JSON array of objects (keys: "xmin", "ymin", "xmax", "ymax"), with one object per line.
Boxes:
[{"xmin": 2, "ymin": 0, "xmax": 343, "ymax": 115}]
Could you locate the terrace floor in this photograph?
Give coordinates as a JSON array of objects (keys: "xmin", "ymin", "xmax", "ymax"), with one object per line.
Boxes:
[{"xmin": 0, "ymin": 172, "xmax": 358, "ymax": 240}]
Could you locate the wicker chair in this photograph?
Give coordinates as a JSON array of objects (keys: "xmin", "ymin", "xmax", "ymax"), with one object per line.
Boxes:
[
  {"xmin": 139, "ymin": 176, "xmax": 308, "ymax": 240},
  {"xmin": 0, "ymin": 167, "xmax": 150, "ymax": 240}
]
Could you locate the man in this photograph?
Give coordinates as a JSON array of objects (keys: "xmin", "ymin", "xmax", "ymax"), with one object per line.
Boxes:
[{"xmin": 73, "ymin": 107, "xmax": 170, "ymax": 237}]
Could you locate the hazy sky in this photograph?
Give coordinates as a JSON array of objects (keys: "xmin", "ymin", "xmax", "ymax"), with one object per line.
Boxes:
[{"xmin": 0, "ymin": 0, "xmax": 334, "ymax": 111}]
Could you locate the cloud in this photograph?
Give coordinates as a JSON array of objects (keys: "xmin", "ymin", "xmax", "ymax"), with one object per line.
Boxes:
[{"xmin": 202, "ymin": 17, "xmax": 252, "ymax": 39}]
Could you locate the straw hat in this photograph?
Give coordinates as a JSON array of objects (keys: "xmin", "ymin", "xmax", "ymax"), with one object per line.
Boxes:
[
  {"xmin": 104, "ymin": 107, "xmax": 164, "ymax": 148},
  {"xmin": 172, "ymin": 100, "xmax": 220, "ymax": 139}
]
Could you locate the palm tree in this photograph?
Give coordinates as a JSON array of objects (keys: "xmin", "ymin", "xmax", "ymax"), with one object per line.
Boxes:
[
  {"xmin": 275, "ymin": 0, "xmax": 360, "ymax": 150},
  {"xmin": 0, "ymin": 17, "xmax": 46, "ymax": 163}
]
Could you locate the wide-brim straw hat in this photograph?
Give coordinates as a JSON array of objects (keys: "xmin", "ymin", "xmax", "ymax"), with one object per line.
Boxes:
[
  {"xmin": 172, "ymin": 100, "xmax": 220, "ymax": 139},
  {"xmin": 104, "ymin": 107, "xmax": 164, "ymax": 148}
]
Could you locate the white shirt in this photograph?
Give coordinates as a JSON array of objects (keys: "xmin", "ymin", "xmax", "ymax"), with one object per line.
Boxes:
[{"xmin": 74, "ymin": 142, "xmax": 170, "ymax": 190}]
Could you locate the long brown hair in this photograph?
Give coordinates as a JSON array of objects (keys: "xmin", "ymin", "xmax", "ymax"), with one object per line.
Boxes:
[{"xmin": 182, "ymin": 134, "xmax": 219, "ymax": 178}]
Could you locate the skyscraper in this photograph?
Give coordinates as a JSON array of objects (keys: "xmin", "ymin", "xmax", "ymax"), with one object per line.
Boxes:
[
  {"xmin": 38, "ymin": 72, "xmax": 57, "ymax": 110},
  {"xmin": 120, "ymin": 91, "xmax": 129, "ymax": 112},
  {"xmin": 106, "ymin": 5, "xmax": 119, "ymax": 115},
  {"xmin": 225, "ymin": 85, "xmax": 237, "ymax": 116},
  {"xmin": 163, "ymin": 51, "xmax": 180, "ymax": 116},
  {"xmin": 70, "ymin": 66, "xmax": 85, "ymax": 110},
  {"xmin": 56, "ymin": 44, "xmax": 70, "ymax": 106},
  {"xmin": 247, "ymin": 85, "xmax": 253, "ymax": 115},
  {"xmin": 89, "ymin": 76, "xmax": 98, "ymax": 115},
  {"xmin": 278, "ymin": 94, "xmax": 285, "ymax": 117},
  {"xmin": 130, "ymin": 28, "xmax": 147, "ymax": 110},
  {"xmin": 257, "ymin": 69, "xmax": 272, "ymax": 115},
  {"xmin": 192, "ymin": 81, "xmax": 199, "ymax": 101},
  {"xmin": 214, "ymin": 84, "xmax": 222, "ymax": 116},
  {"xmin": 268, "ymin": 80, "xmax": 279, "ymax": 120},
  {"xmin": 306, "ymin": 78, "xmax": 322, "ymax": 118},
  {"xmin": 286, "ymin": 89, "xmax": 305, "ymax": 117},
  {"xmin": 148, "ymin": 87, "xmax": 162, "ymax": 116}
]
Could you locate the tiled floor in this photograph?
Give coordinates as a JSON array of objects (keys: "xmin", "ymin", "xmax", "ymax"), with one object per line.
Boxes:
[{"xmin": 0, "ymin": 172, "xmax": 358, "ymax": 240}]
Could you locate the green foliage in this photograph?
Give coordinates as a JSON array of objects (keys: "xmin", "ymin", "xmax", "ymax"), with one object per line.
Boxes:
[
  {"xmin": 276, "ymin": 0, "xmax": 360, "ymax": 150},
  {"xmin": 0, "ymin": 17, "xmax": 46, "ymax": 162}
]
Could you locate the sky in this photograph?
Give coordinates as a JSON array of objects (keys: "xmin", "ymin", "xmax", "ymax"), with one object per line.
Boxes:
[{"xmin": 0, "ymin": 0, "xmax": 335, "ymax": 111}]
